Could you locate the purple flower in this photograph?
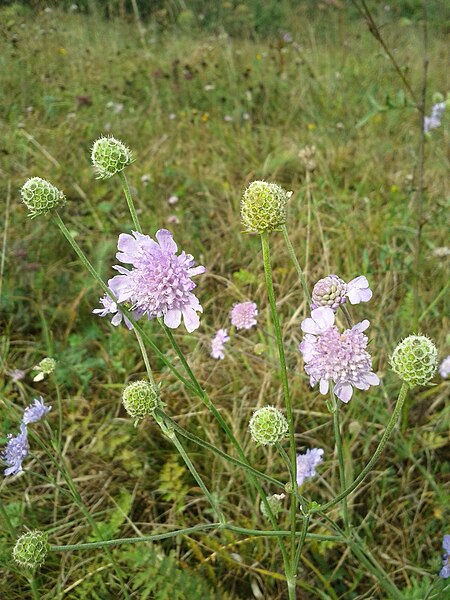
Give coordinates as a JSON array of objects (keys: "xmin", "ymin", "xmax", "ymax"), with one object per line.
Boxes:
[
  {"xmin": 230, "ymin": 302, "xmax": 258, "ymax": 330},
  {"xmin": 439, "ymin": 356, "xmax": 450, "ymax": 379},
  {"xmin": 424, "ymin": 102, "xmax": 446, "ymax": 133},
  {"xmin": 107, "ymin": 229, "xmax": 205, "ymax": 333},
  {"xmin": 93, "ymin": 277, "xmax": 138, "ymax": 329},
  {"xmin": 299, "ymin": 307, "xmax": 380, "ymax": 403},
  {"xmin": 2, "ymin": 424, "xmax": 29, "ymax": 476},
  {"xmin": 296, "ymin": 448, "xmax": 324, "ymax": 487},
  {"xmin": 22, "ymin": 397, "xmax": 51, "ymax": 425},
  {"xmin": 346, "ymin": 276, "xmax": 373, "ymax": 305},
  {"xmin": 440, "ymin": 535, "xmax": 450, "ymax": 578},
  {"xmin": 311, "ymin": 274, "xmax": 372, "ymax": 311},
  {"xmin": 210, "ymin": 329, "xmax": 230, "ymax": 360}
]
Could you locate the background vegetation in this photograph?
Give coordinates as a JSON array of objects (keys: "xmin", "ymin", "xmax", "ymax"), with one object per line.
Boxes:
[{"xmin": 0, "ymin": 0, "xmax": 449, "ymax": 598}]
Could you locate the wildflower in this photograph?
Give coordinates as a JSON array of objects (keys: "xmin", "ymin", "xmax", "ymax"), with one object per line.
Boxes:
[
  {"xmin": 91, "ymin": 135, "xmax": 132, "ymax": 179},
  {"xmin": 230, "ymin": 301, "xmax": 258, "ymax": 330},
  {"xmin": 93, "ymin": 279, "xmax": 138, "ymax": 329},
  {"xmin": 260, "ymin": 493, "xmax": 285, "ymax": 519},
  {"xmin": 299, "ymin": 307, "xmax": 380, "ymax": 403},
  {"xmin": 2, "ymin": 424, "xmax": 29, "ymax": 476},
  {"xmin": 167, "ymin": 195, "xmax": 179, "ymax": 205},
  {"xmin": 440, "ymin": 535, "xmax": 450, "ymax": 578},
  {"xmin": 241, "ymin": 180, "xmax": 291, "ymax": 234},
  {"xmin": 167, "ymin": 215, "xmax": 180, "ymax": 225},
  {"xmin": 23, "ymin": 397, "xmax": 51, "ymax": 425},
  {"xmin": 13, "ymin": 531, "xmax": 49, "ymax": 569},
  {"xmin": 122, "ymin": 380, "xmax": 161, "ymax": 420},
  {"xmin": 32, "ymin": 357, "xmax": 56, "ymax": 382},
  {"xmin": 109, "ymin": 229, "xmax": 205, "ymax": 332},
  {"xmin": 249, "ymin": 406, "xmax": 289, "ymax": 446},
  {"xmin": 311, "ymin": 275, "xmax": 372, "ymax": 311},
  {"xmin": 390, "ymin": 335, "xmax": 438, "ymax": 387},
  {"xmin": 296, "ymin": 448, "xmax": 324, "ymax": 487},
  {"xmin": 424, "ymin": 102, "xmax": 446, "ymax": 133},
  {"xmin": 439, "ymin": 356, "xmax": 450, "ymax": 379},
  {"xmin": 210, "ymin": 329, "xmax": 230, "ymax": 360},
  {"xmin": 20, "ymin": 177, "xmax": 66, "ymax": 219},
  {"xmin": 346, "ymin": 276, "xmax": 373, "ymax": 304},
  {"xmin": 8, "ymin": 369, "xmax": 25, "ymax": 383}
]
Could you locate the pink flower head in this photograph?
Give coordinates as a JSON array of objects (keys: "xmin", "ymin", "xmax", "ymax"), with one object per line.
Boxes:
[
  {"xmin": 210, "ymin": 329, "xmax": 230, "ymax": 360},
  {"xmin": 346, "ymin": 276, "xmax": 372, "ymax": 305},
  {"xmin": 296, "ymin": 448, "xmax": 324, "ymax": 487},
  {"xmin": 311, "ymin": 274, "xmax": 372, "ymax": 311},
  {"xmin": 107, "ymin": 229, "xmax": 205, "ymax": 333},
  {"xmin": 299, "ymin": 307, "xmax": 379, "ymax": 403},
  {"xmin": 230, "ymin": 301, "xmax": 258, "ymax": 330}
]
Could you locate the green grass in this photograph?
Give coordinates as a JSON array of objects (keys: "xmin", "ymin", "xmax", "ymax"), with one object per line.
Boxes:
[{"xmin": 0, "ymin": 2, "xmax": 449, "ymax": 598}]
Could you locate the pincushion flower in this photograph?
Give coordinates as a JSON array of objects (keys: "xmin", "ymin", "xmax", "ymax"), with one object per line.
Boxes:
[
  {"xmin": 93, "ymin": 277, "xmax": 139, "ymax": 329},
  {"xmin": 440, "ymin": 534, "xmax": 450, "ymax": 578},
  {"xmin": 210, "ymin": 329, "xmax": 230, "ymax": 360},
  {"xmin": 311, "ymin": 275, "xmax": 372, "ymax": 311},
  {"xmin": 107, "ymin": 229, "xmax": 205, "ymax": 333},
  {"xmin": 22, "ymin": 397, "xmax": 51, "ymax": 425},
  {"xmin": 230, "ymin": 301, "xmax": 258, "ymax": 330},
  {"xmin": 2, "ymin": 424, "xmax": 29, "ymax": 476},
  {"xmin": 299, "ymin": 307, "xmax": 380, "ymax": 403},
  {"xmin": 296, "ymin": 448, "xmax": 324, "ymax": 487}
]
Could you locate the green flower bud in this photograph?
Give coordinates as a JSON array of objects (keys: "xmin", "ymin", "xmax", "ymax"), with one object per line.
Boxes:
[
  {"xmin": 13, "ymin": 531, "xmax": 49, "ymax": 569},
  {"xmin": 390, "ymin": 335, "xmax": 438, "ymax": 387},
  {"xmin": 91, "ymin": 135, "xmax": 132, "ymax": 179},
  {"xmin": 249, "ymin": 405, "xmax": 289, "ymax": 446},
  {"xmin": 260, "ymin": 493, "xmax": 285, "ymax": 519},
  {"xmin": 241, "ymin": 180, "xmax": 291, "ymax": 234},
  {"xmin": 122, "ymin": 380, "xmax": 160, "ymax": 420},
  {"xmin": 33, "ymin": 357, "xmax": 57, "ymax": 382},
  {"xmin": 20, "ymin": 177, "xmax": 65, "ymax": 219}
]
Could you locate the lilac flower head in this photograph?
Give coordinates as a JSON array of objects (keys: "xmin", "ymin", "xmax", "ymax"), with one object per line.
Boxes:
[
  {"xmin": 2, "ymin": 423, "xmax": 29, "ymax": 476},
  {"xmin": 311, "ymin": 275, "xmax": 372, "ymax": 311},
  {"xmin": 210, "ymin": 329, "xmax": 230, "ymax": 360},
  {"xmin": 439, "ymin": 356, "xmax": 450, "ymax": 379},
  {"xmin": 296, "ymin": 448, "xmax": 324, "ymax": 487},
  {"xmin": 424, "ymin": 102, "xmax": 446, "ymax": 133},
  {"xmin": 440, "ymin": 534, "xmax": 450, "ymax": 579},
  {"xmin": 108, "ymin": 229, "xmax": 205, "ymax": 333},
  {"xmin": 299, "ymin": 307, "xmax": 380, "ymax": 403},
  {"xmin": 230, "ymin": 302, "xmax": 258, "ymax": 330},
  {"xmin": 22, "ymin": 397, "xmax": 51, "ymax": 425}
]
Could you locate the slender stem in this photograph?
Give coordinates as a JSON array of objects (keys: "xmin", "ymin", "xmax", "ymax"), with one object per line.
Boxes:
[
  {"xmin": 51, "ymin": 373, "xmax": 64, "ymax": 452},
  {"xmin": 119, "ymin": 171, "xmax": 142, "ymax": 233},
  {"xmin": 311, "ymin": 383, "xmax": 409, "ymax": 513},
  {"xmin": 294, "ymin": 514, "xmax": 310, "ymax": 574},
  {"xmin": 281, "ymin": 225, "xmax": 311, "ymax": 304},
  {"xmin": 332, "ymin": 402, "xmax": 349, "ymax": 531},
  {"xmin": 134, "ymin": 328, "xmax": 156, "ymax": 385}
]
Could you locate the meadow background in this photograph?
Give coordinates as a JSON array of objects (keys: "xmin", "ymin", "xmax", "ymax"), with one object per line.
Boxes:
[{"xmin": 0, "ymin": 0, "xmax": 449, "ymax": 598}]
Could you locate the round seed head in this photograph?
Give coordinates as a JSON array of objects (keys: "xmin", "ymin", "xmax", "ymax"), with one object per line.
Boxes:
[
  {"xmin": 260, "ymin": 493, "xmax": 285, "ymax": 519},
  {"xmin": 91, "ymin": 136, "xmax": 133, "ymax": 179},
  {"xmin": 390, "ymin": 335, "xmax": 438, "ymax": 387},
  {"xmin": 38, "ymin": 357, "xmax": 57, "ymax": 375},
  {"xmin": 13, "ymin": 531, "xmax": 49, "ymax": 569},
  {"xmin": 241, "ymin": 180, "xmax": 290, "ymax": 233},
  {"xmin": 249, "ymin": 406, "xmax": 289, "ymax": 446},
  {"xmin": 311, "ymin": 275, "xmax": 347, "ymax": 310},
  {"xmin": 122, "ymin": 380, "xmax": 160, "ymax": 419},
  {"xmin": 20, "ymin": 177, "xmax": 65, "ymax": 218}
]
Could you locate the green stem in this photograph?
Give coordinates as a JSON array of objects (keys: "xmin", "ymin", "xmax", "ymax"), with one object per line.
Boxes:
[
  {"xmin": 119, "ymin": 171, "xmax": 142, "ymax": 233},
  {"xmin": 294, "ymin": 514, "xmax": 310, "ymax": 575},
  {"xmin": 261, "ymin": 232, "xmax": 297, "ymax": 569},
  {"xmin": 311, "ymin": 383, "xmax": 409, "ymax": 514},
  {"xmin": 134, "ymin": 328, "xmax": 156, "ymax": 385},
  {"xmin": 332, "ymin": 401, "xmax": 349, "ymax": 531},
  {"xmin": 281, "ymin": 224, "xmax": 311, "ymax": 304}
]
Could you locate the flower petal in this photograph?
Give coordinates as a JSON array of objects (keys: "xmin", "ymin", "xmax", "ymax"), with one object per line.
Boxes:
[
  {"xmin": 319, "ymin": 379, "xmax": 329, "ymax": 395},
  {"xmin": 182, "ymin": 306, "xmax": 200, "ymax": 332},
  {"xmin": 334, "ymin": 382, "xmax": 353, "ymax": 403},
  {"xmin": 164, "ymin": 308, "xmax": 182, "ymax": 329},
  {"xmin": 156, "ymin": 229, "xmax": 177, "ymax": 254}
]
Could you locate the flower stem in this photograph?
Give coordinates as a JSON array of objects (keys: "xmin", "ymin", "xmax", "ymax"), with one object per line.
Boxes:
[
  {"xmin": 311, "ymin": 383, "xmax": 409, "ymax": 514},
  {"xmin": 118, "ymin": 171, "xmax": 142, "ymax": 233},
  {"xmin": 281, "ymin": 224, "xmax": 311, "ymax": 304},
  {"xmin": 332, "ymin": 401, "xmax": 349, "ymax": 531}
]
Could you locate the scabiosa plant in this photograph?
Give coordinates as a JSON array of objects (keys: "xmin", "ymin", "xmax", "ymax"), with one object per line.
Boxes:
[
  {"xmin": 32, "ymin": 357, "xmax": 57, "ymax": 382},
  {"xmin": 122, "ymin": 380, "xmax": 161, "ymax": 420},
  {"xmin": 22, "ymin": 397, "xmax": 51, "ymax": 425},
  {"xmin": 311, "ymin": 275, "xmax": 372, "ymax": 310},
  {"xmin": 296, "ymin": 448, "xmax": 324, "ymax": 487},
  {"xmin": 210, "ymin": 329, "xmax": 230, "ymax": 360},
  {"xmin": 13, "ymin": 531, "xmax": 49, "ymax": 569},
  {"xmin": 2, "ymin": 423, "xmax": 29, "ymax": 476},
  {"xmin": 440, "ymin": 535, "xmax": 450, "ymax": 578},
  {"xmin": 241, "ymin": 180, "xmax": 291, "ymax": 234},
  {"xmin": 249, "ymin": 406, "xmax": 289, "ymax": 446},
  {"xmin": 230, "ymin": 301, "xmax": 258, "ymax": 330},
  {"xmin": 439, "ymin": 356, "xmax": 450, "ymax": 379},
  {"xmin": 20, "ymin": 177, "xmax": 66, "ymax": 219},
  {"xmin": 390, "ymin": 335, "xmax": 438, "ymax": 387},
  {"xmin": 93, "ymin": 277, "xmax": 138, "ymax": 329},
  {"xmin": 91, "ymin": 135, "xmax": 133, "ymax": 179},
  {"xmin": 260, "ymin": 493, "xmax": 285, "ymax": 519},
  {"xmin": 299, "ymin": 307, "xmax": 380, "ymax": 403},
  {"xmin": 109, "ymin": 229, "xmax": 205, "ymax": 333}
]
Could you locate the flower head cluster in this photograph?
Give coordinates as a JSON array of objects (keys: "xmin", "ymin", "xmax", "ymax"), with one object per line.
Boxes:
[
  {"xmin": 2, "ymin": 397, "xmax": 51, "ymax": 476},
  {"xmin": 13, "ymin": 531, "xmax": 49, "ymax": 569},
  {"xmin": 241, "ymin": 180, "xmax": 291, "ymax": 233},
  {"xmin": 33, "ymin": 357, "xmax": 57, "ymax": 382},
  {"xmin": 210, "ymin": 329, "xmax": 230, "ymax": 360},
  {"xmin": 390, "ymin": 335, "xmax": 438, "ymax": 387},
  {"xmin": 20, "ymin": 177, "xmax": 65, "ymax": 219},
  {"xmin": 93, "ymin": 277, "xmax": 138, "ymax": 329},
  {"xmin": 96, "ymin": 229, "xmax": 205, "ymax": 333},
  {"xmin": 440, "ymin": 535, "xmax": 450, "ymax": 579},
  {"xmin": 311, "ymin": 275, "xmax": 372, "ymax": 311},
  {"xmin": 249, "ymin": 406, "xmax": 289, "ymax": 446},
  {"xmin": 91, "ymin": 135, "xmax": 132, "ymax": 179},
  {"xmin": 439, "ymin": 356, "xmax": 450, "ymax": 379},
  {"xmin": 230, "ymin": 301, "xmax": 258, "ymax": 330},
  {"xmin": 296, "ymin": 448, "xmax": 324, "ymax": 487},
  {"xmin": 424, "ymin": 102, "xmax": 446, "ymax": 133},
  {"xmin": 122, "ymin": 380, "xmax": 161, "ymax": 420},
  {"xmin": 260, "ymin": 493, "xmax": 285, "ymax": 519},
  {"xmin": 299, "ymin": 307, "xmax": 380, "ymax": 403}
]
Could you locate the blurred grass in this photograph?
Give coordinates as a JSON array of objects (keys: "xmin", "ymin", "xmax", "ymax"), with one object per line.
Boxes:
[{"xmin": 0, "ymin": 1, "xmax": 449, "ymax": 598}]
